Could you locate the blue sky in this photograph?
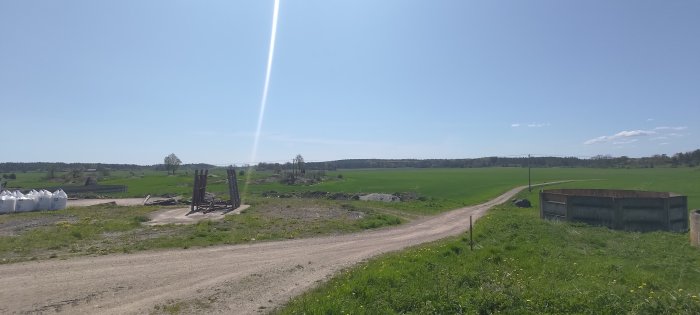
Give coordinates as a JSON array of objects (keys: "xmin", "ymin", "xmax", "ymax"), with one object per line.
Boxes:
[{"xmin": 1, "ymin": 0, "xmax": 698, "ymax": 165}]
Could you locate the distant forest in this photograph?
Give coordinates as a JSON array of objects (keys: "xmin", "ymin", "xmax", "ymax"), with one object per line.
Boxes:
[
  {"xmin": 2, "ymin": 149, "xmax": 699, "ymax": 173},
  {"xmin": 0, "ymin": 162, "xmax": 216, "ymax": 173},
  {"xmin": 257, "ymin": 149, "xmax": 700, "ymax": 171}
]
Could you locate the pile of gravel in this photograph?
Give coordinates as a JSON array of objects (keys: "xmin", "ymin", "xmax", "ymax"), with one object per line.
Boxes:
[{"xmin": 359, "ymin": 193, "xmax": 400, "ymax": 202}]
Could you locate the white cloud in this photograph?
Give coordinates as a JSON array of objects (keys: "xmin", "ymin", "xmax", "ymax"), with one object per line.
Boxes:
[
  {"xmin": 655, "ymin": 126, "xmax": 687, "ymax": 131},
  {"xmin": 584, "ymin": 136, "xmax": 608, "ymax": 145},
  {"xmin": 647, "ymin": 118, "xmax": 654, "ymax": 122},
  {"xmin": 616, "ymin": 130, "xmax": 655, "ymax": 137},
  {"xmin": 584, "ymin": 130, "xmax": 655, "ymax": 145},
  {"xmin": 650, "ymin": 136, "xmax": 668, "ymax": 141},
  {"xmin": 659, "ymin": 142, "xmax": 670, "ymax": 146},
  {"xmin": 512, "ymin": 122, "xmax": 549, "ymax": 128}
]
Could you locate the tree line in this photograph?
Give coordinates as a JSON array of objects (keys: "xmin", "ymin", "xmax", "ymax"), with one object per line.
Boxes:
[
  {"xmin": 3, "ymin": 149, "xmax": 699, "ymax": 173},
  {"xmin": 256, "ymin": 149, "xmax": 700, "ymax": 171},
  {"xmin": 0, "ymin": 162, "xmax": 216, "ymax": 173}
]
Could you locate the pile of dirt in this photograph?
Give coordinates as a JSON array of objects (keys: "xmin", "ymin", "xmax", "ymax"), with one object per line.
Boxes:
[{"xmin": 359, "ymin": 193, "xmax": 400, "ymax": 202}]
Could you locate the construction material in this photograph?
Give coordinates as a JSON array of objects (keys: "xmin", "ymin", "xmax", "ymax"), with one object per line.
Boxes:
[
  {"xmin": 540, "ymin": 189, "xmax": 688, "ymax": 232},
  {"xmin": 0, "ymin": 189, "xmax": 67, "ymax": 214}
]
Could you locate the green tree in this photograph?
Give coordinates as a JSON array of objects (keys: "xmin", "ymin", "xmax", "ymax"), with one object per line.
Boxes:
[
  {"xmin": 164, "ymin": 153, "xmax": 182, "ymax": 175},
  {"xmin": 46, "ymin": 167, "xmax": 56, "ymax": 179},
  {"xmin": 294, "ymin": 154, "xmax": 305, "ymax": 175}
]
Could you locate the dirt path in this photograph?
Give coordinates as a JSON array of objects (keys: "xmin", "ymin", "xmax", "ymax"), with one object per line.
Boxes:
[{"xmin": 0, "ymin": 185, "xmax": 530, "ymax": 314}]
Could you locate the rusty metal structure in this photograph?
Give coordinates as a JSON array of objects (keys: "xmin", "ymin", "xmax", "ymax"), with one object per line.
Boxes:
[
  {"xmin": 227, "ymin": 168, "xmax": 241, "ymax": 209},
  {"xmin": 188, "ymin": 168, "xmax": 241, "ymax": 215}
]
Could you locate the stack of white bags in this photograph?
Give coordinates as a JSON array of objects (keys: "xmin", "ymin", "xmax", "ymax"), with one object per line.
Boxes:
[{"xmin": 0, "ymin": 189, "xmax": 68, "ymax": 214}]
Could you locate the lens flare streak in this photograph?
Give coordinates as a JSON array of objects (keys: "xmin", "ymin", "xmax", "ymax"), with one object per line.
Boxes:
[{"xmin": 243, "ymin": 0, "xmax": 280, "ymax": 199}]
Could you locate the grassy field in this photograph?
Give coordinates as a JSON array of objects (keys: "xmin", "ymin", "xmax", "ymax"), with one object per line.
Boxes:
[
  {"xmin": 0, "ymin": 198, "xmax": 402, "ymax": 264},
  {"xmin": 4, "ymin": 167, "xmax": 700, "ymax": 313},
  {"xmin": 277, "ymin": 169, "xmax": 700, "ymax": 314},
  {"xmin": 2, "ymin": 167, "xmax": 699, "ymax": 265},
  {"xmin": 6, "ymin": 167, "xmax": 698, "ymax": 209}
]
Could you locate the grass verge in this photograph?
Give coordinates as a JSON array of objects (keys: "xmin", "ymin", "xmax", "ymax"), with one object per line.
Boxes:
[{"xmin": 277, "ymin": 189, "xmax": 700, "ymax": 314}]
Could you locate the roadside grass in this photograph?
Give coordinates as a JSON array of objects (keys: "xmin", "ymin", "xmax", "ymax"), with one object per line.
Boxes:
[
  {"xmin": 277, "ymin": 189, "xmax": 700, "ymax": 314},
  {"xmin": 0, "ymin": 198, "xmax": 402, "ymax": 264}
]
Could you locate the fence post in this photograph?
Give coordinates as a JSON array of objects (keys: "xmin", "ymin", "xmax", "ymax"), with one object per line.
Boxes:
[
  {"xmin": 191, "ymin": 170, "xmax": 199, "ymax": 213},
  {"xmin": 470, "ymin": 215, "xmax": 474, "ymax": 251}
]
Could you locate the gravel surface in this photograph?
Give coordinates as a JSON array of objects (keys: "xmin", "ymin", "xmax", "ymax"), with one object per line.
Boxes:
[
  {"xmin": 67, "ymin": 198, "xmax": 168, "ymax": 207},
  {"xmin": 146, "ymin": 205, "xmax": 250, "ymax": 226},
  {"xmin": 0, "ymin": 186, "xmax": 529, "ymax": 314}
]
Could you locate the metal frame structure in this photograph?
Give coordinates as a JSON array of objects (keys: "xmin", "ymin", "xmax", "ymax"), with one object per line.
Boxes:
[{"xmin": 188, "ymin": 168, "xmax": 241, "ymax": 215}]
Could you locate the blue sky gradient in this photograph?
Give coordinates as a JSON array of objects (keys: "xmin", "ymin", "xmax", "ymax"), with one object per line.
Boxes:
[{"xmin": 1, "ymin": 1, "xmax": 698, "ymax": 165}]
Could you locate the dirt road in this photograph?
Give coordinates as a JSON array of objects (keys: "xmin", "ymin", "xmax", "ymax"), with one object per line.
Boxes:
[{"xmin": 0, "ymin": 185, "xmax": 528, "ymax": 314}]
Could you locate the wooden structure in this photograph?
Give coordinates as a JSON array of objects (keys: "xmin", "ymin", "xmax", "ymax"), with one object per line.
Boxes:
[{"xmin": 188, "ymin": 168, "xmax": 241, "ymax": 215}]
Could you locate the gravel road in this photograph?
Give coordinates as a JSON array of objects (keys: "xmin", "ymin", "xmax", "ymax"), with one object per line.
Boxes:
[{"xmin": 0, "ymin": 185, "xmax": 528, "ymax": 314}]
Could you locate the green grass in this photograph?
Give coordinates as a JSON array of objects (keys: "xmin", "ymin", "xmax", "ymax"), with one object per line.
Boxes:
[
  {"xmin": 258, "ymin": 167, "xmax": 700, "ymax": 214},
  {"xmin": 8, "ymin": 167, "xmax": 699, "ymax": 211},
  {"xmin": 0, "ymin": 198, "xmax": 402, "ymax": 264},
  {"xmin": 277, "ymin": 169, "xmax": 700, "ymax": 314}
]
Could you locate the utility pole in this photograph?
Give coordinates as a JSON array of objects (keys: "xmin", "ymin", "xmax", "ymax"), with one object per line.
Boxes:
[{"xmin": 528, "ymin": 154, "xmax": 532, "ymax": 192}]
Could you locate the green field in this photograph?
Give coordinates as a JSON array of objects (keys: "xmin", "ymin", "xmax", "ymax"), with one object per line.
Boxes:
[
  {"xmin": 6, "ymin": 167, "xmax": 699, "ymax": 210},
  {"xmin": 277, "ymin": 168, "xmax": 700, "ymax": 314},
  {"xmin": 3, "ymin": 167, "xmax": 700, "ymax": 313}
]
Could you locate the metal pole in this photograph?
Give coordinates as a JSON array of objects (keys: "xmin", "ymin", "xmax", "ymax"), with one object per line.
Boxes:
[
  {"xmin": 528, "ymin": 154, "xmax": 532, "ymax": 192},
  {"xmin": 190, "ymin": 170, "xmax": 199, "ymax": 213}
]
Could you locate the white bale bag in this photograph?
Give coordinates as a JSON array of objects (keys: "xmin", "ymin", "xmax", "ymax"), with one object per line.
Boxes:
[
  {"xmin": 14, "ymin": 191, "xmax": 36, "ymax": 212},
  {"xmin": 0, "ymin": 192, "xmax": 16, "ymax": 214},
  {"xmin": 27, "ymin": 190, "xmax": 40, "ymax": 212},
  {"xmin": 50, "ymin": 189, "xmax": 68, "ymax": 210},
  {"xmin": 36, "ymin": 190, "xmax": 52, "ymax": 211}
]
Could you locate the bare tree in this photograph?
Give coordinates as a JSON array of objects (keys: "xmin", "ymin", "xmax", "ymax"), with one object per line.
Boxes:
[{"xmin": 164, "ymin": 153, "xmax": 182, "ymax": 175}]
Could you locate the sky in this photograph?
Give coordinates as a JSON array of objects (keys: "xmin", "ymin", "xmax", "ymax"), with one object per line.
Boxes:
[{"xmin": 1, "ymin": 0, "xmax": 698, "ymax": 165}]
